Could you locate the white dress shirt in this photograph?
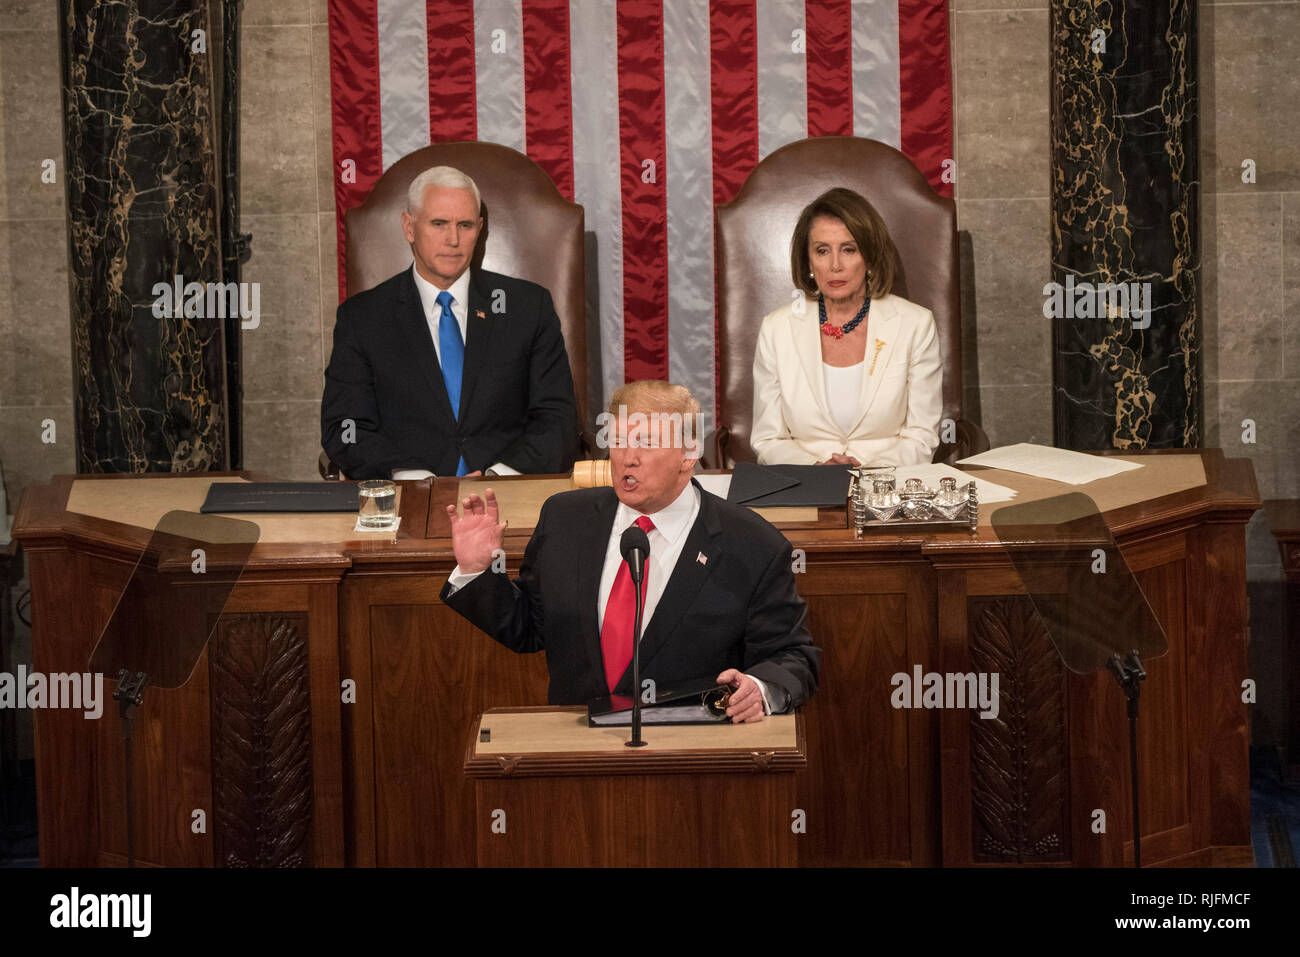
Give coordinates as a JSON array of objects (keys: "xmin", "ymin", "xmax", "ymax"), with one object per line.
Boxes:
[
  {"xmin": 411, "ymin": 262, "xmax": 470, "ymax": 366},
  {"xmin": 393, "ymin": 263, "xmax": 518, "ymax": 479},
  {"xmin": 446, "ymin": 481, "xmax": 777, "ymax": 713},
  {"xmin": 595, "ymin": 481, "xmax": 701, "ymax": 632}
]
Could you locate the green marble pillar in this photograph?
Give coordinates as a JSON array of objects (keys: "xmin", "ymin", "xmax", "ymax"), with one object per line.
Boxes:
[
  {"xmin": 1049, "ymin": 0, "xmax": 1203, "ymax": 449},
  {"xmin": 60, "ymin": 0, "xmax": 230, "ymax": 472}
]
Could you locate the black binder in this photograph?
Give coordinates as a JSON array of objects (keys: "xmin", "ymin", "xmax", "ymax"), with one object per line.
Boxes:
[
  {"xmin": 200, "ymin": 482, "xmax": 361, "ymax": 514},
  {"xmin": 727, "ymin": 462, "xmax": 853, "ymax": 508},
  {"xmin": 587, "ymin": 677, "xmax": 733, "ymax": 727}
]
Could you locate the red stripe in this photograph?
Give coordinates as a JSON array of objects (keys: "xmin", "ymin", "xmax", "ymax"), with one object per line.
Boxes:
[
  {"xmin": 617, "ymin": 0, "xmax": 669, "ymax": 383},
  {"xmin": 522, "ymin": 0, "xmax": 574, "ymax": 200},
  {"xmin": 710, "ymin": 0, "xmax": 759, "ymax": 422},
  {"xmin": 710, "ymin": 1, "xmax": 759, "ymax": 207},
  {"xmin": 427, "ymin": 0, "xmax": 476, "ymax": 141},
  {"xmin": 898, "ymin": 0, "xmax": 954, "ymax": 197},
  {"xmin": 804, "ymin": 0, "xmax": 853, "ymax": 137},
  {"xmin": 329, "ymin": 0, "xmax": 384, "ymax": 300}
]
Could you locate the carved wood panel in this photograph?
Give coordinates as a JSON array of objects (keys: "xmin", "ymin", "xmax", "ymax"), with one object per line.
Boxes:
[
  {"xmin": 209, "ymin": 613, "xmax": 313, "ymax": 867},
  {"xmin": 968, "ymin": 597, "xmax": 1069, "ymax": 862}
]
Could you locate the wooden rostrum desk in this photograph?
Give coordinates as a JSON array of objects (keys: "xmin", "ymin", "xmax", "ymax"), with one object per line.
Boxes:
[
  {"xmin": 12, "ymin": 450, "xmax": 1259, "ymax": 867},
  {"xmin": 465, "ymin": 708, "xmax": 805, "ymax": 867}
]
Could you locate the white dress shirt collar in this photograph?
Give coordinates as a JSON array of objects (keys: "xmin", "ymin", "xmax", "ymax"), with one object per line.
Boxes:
[
  {"xmin": 413, "ymin": 261, "xmax": 470, "ymax": 317},
  {"xmin": 411, "ymin": 261, "xmax": 472, "ymax": 309},
  {"xmin": 412, "ymin": 263, "xmax": 472, "ymax": 361},
  {"xmin": 611, "ymin": 479, "xmax": 698, "ymax": 546}
]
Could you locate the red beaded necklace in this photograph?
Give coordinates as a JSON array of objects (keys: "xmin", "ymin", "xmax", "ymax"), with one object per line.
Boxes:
[{"xmin": 818, "ymin": 295, "xmax": 870, "ymax": 339}]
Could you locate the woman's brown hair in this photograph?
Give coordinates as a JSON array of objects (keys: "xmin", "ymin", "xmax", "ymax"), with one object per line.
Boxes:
[{"xmin": 790, "ymin": 187, "xmax": 899, "ymax": 300}]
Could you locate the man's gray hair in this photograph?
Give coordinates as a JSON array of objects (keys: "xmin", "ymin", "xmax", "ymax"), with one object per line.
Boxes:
[{"xmin": 406, "ymin": 166, "xmax": 482, "ymax": 213}]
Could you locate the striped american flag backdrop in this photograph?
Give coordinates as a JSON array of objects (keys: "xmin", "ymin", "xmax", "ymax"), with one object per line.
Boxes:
[{"xmin": 328, "ymin": 0, "xmax": 954, "ymax": 428}]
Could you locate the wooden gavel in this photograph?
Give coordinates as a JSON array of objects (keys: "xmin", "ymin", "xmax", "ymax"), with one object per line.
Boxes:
[{"xmin": 571, "ymin": 460, "xmax": 612, "ymax": 488}]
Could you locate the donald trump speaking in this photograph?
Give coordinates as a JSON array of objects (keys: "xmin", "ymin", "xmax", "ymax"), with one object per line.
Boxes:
[{"xmin": 440, "ymin": 380, "xmax": 820, "ymax": 721}]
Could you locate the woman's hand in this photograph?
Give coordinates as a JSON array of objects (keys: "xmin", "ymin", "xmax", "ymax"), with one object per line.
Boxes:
[{"xmin": 816, "ymin": 453, "xmax": 861, "ymax": 467}]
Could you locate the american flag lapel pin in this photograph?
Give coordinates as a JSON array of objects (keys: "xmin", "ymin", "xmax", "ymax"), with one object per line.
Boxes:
[{"xmin": 696, "ymin": 551, "xmax": 708, "ymax": 566}]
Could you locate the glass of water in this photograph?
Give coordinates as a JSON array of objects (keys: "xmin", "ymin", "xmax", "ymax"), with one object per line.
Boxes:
[{"xmin": 358, "ymin": 480, "xmax": 398, "ymax": 529}]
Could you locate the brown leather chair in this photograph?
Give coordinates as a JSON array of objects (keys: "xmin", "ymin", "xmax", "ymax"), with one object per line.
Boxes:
[
  {"xmin": 709, "ymin": 136, "xmax": 987, "ymax": 466},
  {"xmin": 319, "ymin": 142, "xmax": 587, "ymax": 478}
]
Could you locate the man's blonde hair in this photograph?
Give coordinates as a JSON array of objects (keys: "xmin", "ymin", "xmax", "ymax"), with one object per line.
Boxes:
[
  {"xmin": 608, "ymin": 380, "xmax": 700, "ymax": 419},
  {"xmin": 603, "ymin": 380, "xmax": 702, "ymax": 452}
]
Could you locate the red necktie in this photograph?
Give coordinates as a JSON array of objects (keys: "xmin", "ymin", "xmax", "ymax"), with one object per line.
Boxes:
[{"xmin": 600, "ymin": 515, "xmax": 655, "ymax": 693}]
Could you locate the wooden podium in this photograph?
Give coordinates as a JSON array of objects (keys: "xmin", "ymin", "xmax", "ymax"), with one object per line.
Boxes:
[
  {"xmin": 464, "ymin": 708, "xmax": 805, "ymax": 866},
  {"xmin": 12, "ymin": 450, "xmax": 1260, "ymax": 867}
]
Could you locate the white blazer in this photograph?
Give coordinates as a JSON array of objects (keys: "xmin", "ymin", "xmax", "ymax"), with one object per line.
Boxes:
[{"xmin": 751, "ymin": 293, "xmax": 944, "ymax": 466}]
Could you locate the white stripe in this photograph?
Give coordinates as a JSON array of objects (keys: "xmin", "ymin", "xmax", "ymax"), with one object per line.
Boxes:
[
  {"xmin": 851, "ymin": 0, "xmax": 901, "ymax": 147},
  {"xmin": 377, "ymin": 0, "xmax": 432, "ymax": 170},
  {"xmin": 569, "ymin": 0, "xmax": 623, "ymax": 414},
  {"xmin": 474, "ymin": 0, "xmax": 525, "ymax": 153},
  {"xmin": 756, "ymin": 0, "xmax": 807, "ymax": 159},
  {"xmin": 663, "ymin": 0, "xmax": 717, "ymax": 432}
]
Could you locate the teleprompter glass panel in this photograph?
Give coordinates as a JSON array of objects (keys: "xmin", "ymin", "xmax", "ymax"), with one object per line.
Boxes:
[
  {"xmin": 90, "ymin": 510, "xmax": 259, "ymax": 689},
  {"xmin": 990, "ymin": 493, "xmax": 1166, "ymax": 674}
]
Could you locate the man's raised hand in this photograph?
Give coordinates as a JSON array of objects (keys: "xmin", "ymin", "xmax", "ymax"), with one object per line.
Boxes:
[{"xmin": 446, "ymin": 488, "xmax": 507, "ymax": 573}]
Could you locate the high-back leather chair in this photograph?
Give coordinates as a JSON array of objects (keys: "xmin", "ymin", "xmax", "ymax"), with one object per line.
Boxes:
[
  {"xmin": 321, "ymin": 142, "xmax": 587, "ymax": 477},
  {"xmin": 711, "ymin": 136, "xmax": 986, "ymax": 465}
]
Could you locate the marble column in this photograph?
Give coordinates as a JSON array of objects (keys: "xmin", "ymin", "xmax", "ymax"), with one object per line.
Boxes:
[
  {"xmin": 60, "ymin": 0, "xmax": 230, "ymax": 472},
  {"xmin": 1049, "ymin": 1, "xmax": 1202, "ymax": 449}
]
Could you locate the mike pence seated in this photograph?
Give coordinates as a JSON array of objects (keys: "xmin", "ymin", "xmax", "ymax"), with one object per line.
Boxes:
[{"xmin": 321, "ymin": 165, "xmax": 579, "ymax": 480}]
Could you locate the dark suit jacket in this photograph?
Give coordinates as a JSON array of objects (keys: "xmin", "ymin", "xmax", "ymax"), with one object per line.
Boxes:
[
  {"xmin": 321, "ymin": 267, "xmax": 579, "ymax": 479},
  {"xmin": 441, "ymin": 479, "xmax": 821, "ymax": 709}
]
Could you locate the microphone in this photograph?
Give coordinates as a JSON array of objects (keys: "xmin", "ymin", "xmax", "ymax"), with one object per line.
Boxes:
[
  {"xmin": 619, "ymin": 524, "xmax": 652, "ymax": 747},
  {"xmin": 620, "ymin": 525, "xmax": 650, "ymax": 585}
]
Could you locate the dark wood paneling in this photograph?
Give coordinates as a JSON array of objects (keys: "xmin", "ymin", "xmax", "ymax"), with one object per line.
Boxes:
[
  {"xmin": 369, "ymin": 602, "xmax": 481, "ymax": 867},
  {"xmin": 799, "ymin": 591, "xmax": 912, "ymax": 864},
  {"xmin": 350, "ymin": 575, "xmax": 549, "ymax": 866},
  {"xmin": 968, "ymin": 596, "xmax": 1070, "ymax": 863},
  {"xmin": 476, "ymin": 774, "xmax": 797, "ymax": 867},
  {"xmin": 30, "ymin": 548, "xmax": 111, "ymax": 866},
  {"xmin": 210, "ymin": 613, "xmax": 313, "ymax": 867},
  {"xmin": 1195, "ymin": 523, "xmax": 1251, "ymax": 849},
  {"xmin": 95, "ymin": 579, "xmax": 215, "ymax": 868}
]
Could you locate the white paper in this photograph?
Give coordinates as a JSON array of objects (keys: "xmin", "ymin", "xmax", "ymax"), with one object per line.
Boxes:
[
  {"xmin": 694, "ymin": 473, "xmax": 732, "ymax": 499},
  {"xmin": 956, "ymin": 443, "xmax": 1142, "ymax": 485},
  {"xmin": 889, "ymin": 463, "xmax": 1019, "ymax": 504}
]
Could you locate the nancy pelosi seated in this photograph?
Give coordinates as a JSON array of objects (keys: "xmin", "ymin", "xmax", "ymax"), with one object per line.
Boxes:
[{"xmin": 751, "ymin": 187, "xmax": 943, "ymax": 467}]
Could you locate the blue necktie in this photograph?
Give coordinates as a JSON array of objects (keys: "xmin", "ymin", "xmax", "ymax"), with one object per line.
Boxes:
[{"xmin": 436, "ymin": 290, "xmax": 468, "ymax": 476}]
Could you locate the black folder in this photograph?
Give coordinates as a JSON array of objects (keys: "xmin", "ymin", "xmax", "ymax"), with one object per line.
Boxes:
[
  {"xmin": 200, "ymin": 481, "xmax": 360, "ymax": 514},
  {"xmin": 587, "ymin": 677, "xmax": 732, "ymax": 726},
  {"xmin": 726, "ymin": 462, "xmax": 853, "ymax": 508}
]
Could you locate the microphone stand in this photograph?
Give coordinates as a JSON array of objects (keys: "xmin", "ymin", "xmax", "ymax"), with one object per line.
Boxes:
[
  {"xmin": 1109, "ymin": 651, "xmax": 1147, "ymax": 868},
  {"xmin": 113, "ymin": 669, "xmax": 148, "ymax": 868},
  {"xmin": 627, "ymin": 555, "xmax": 648, "ymax": 748}
]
